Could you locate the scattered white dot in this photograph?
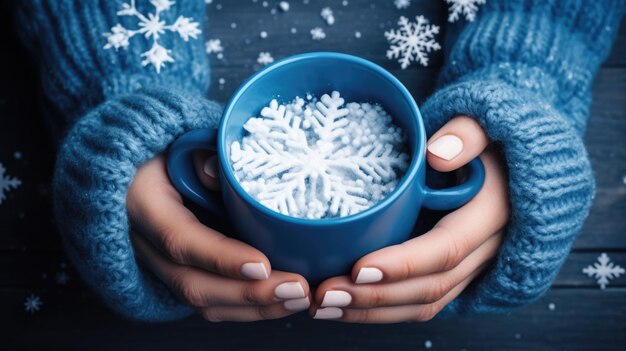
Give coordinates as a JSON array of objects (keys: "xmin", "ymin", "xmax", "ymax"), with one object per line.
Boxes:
[
  {"xmin": 424, "ymin": 340, "xmax": 432, "ymax": 349},
  {"xmin": 230, "ymin": 22, "xmax": 237, "ymax": 29},
  {"xmin": 262, "ymin": 1, "xmax": 268, "ymax": 7},
  {"xmin": 14, "ymin": 151, "xmax": 22, "ymax": 160},
  {"xmin": 279, "ymin": 1, "xmax": 290, "ymax": 12},
  {"xmin": 260, "ymin": 31, "xmax": 268, "ymax": 39},
  {"xmin": 342, "ymin": 0, "xmax": 349, "ymax": 6},
  {"xmin": 216, "ymin": 3, "xmax": 222, "ymax": 10},
  {"xmin": 515, "ymin": 333, "xmax": 521, "ymax": 339},
  {"xmin": 205, "ymin": 39, "xmax": 224, "ymax": 54},
  {"xmin": 321, "ymin": 7, "xmax": 335, "ymax": 25},
  {"xmin": 291, "ymin": 27, "xmax": 297, "ymax": 34},
  {"xmin": 310, "ymin": 27, "xmax": 326, "ymax": 40},
  {"xmin": 216, "ymin": 53, "xmax": 224, "ymax": 60},
  {"xmin": 355, "ymin": 31, "xmax": 361, "ymax": 38},
  {"xmin": 205, "ymin": 0, "xmax": 213, "ymax": 4},
  {"xmin": 270, "ymin": 8, "xmax": 277, "ymax": 14},
  {"xmin": 548, "ymin": 302, "xmax": 556, "ymax": 311}
]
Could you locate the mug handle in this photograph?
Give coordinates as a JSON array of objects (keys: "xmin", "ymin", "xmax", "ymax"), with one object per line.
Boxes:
[
  {"xmin": 422, "ymin": 158, "xmax": 485, "ymax": 210},
  {"xmin": 167, "ymin": 128, "xmax": 226, "ymax": 217}
]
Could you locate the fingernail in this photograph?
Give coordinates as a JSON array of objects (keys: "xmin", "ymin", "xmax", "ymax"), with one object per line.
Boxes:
[
  {"xmin": 284, "ymin": 297, "xmax": 310, "ymax": 311},
  {"xmin": 313, "ymin": 307, "xmax": 343, "ymax": 320},
  {"xmin": 203, "ymin": 155, "xmax": 218, "ymax": 178},
  {"xmin": 355, "ymin": 267, "xmax": 383, "ymax": 284},
  {"xmin": 427, "ymin": 135, "xmax": 463, "ymax": 161},
  {"xmin": 241, "ymin": 262, "xmax": 269, "ymax": 280},
  {"xmin": 321, "ymin": 290, "xmax": 352, "ymax": 307},
  {"xmin": 275, "ymin": 282, "xmax": 306, "ymax": 299}
]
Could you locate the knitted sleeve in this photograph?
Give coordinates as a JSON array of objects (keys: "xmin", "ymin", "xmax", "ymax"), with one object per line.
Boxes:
[
  {"xmin": 421, "ymin": 0, "xmax": 626, "ymax": 314},
  {"xmin": 15, "ymin": 0, "xmax": 221, "ymax": 321}
]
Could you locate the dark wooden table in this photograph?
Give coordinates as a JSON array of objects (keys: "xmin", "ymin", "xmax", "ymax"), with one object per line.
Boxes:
[{"xmin": 1, "ymin": 1, "xmax": 625, "ymax": 350}]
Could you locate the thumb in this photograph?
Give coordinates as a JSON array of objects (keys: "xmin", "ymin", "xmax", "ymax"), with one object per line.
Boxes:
[
  {"xmin": 193, "ymin": 151, "xmax": 221, "ymax": 191},
  {"xmin": 426, "ymin": 115, "xmax": 489, "ymax": 172}
]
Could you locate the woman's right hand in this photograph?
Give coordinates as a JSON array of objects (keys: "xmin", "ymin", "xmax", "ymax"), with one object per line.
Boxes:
[{"xmin": 126, "ymin": 153, "xmax": 311, "ymax": 322}]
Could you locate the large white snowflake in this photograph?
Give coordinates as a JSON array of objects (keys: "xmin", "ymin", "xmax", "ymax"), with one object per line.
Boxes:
[
  {"xmin": 0, "ymin": 163, "xmax": 21, "ymax": 205},
  {"xmin": 445, "ymin": 0, "xmax": 486, "ymax": 22},
  {"xmin": 230, "ymin": 92, "xmax": 409, "ymax": 219},
  {"xmin": 583, "ymin": 253, "xmax": 625, "ymax": 289},
  {"xmin": 24, "ymin": 294, "xmax": 42, "ymax": 314},
  {"xmin": 385, "ymin": 16, "xmax": 441, "ymax": 69},
  {"xmin": 103, "ymin": 0, "xmax": 202, "ymax": 73}
]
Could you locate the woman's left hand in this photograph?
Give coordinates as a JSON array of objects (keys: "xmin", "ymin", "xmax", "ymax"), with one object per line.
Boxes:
[{"xmin": 310, "ymin": 116, "xmax": 510, "ymax": 323}]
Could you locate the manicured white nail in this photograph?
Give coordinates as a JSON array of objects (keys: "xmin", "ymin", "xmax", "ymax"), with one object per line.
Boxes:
[
  {"xmin": 203, "ymin": 155, "xmax": 218, "ymax": 178},
  {"xmin": 321, "ymin": 290, "xmax": 352, "ymax": 307},
  {"xmin": 275, "ymin": 282, "xmax": 306, "ymax": 299},
  {"xmin": 314, "ymin": 307, "xmax": 343, "ymax": 319},
  {"xmin": 427, "ymin": 135, "xmax": 463, "ymax": 161},
  {"xmin": 241, "ymin": 262, "xmax": 269, "ymax": 280},
  {"xmin": 355, "ymin": 267, "xmax": 383, "ymax": 284},
  {"xmin": 284, "ymin": 297, "xmax": 310, "ymax": 311}
]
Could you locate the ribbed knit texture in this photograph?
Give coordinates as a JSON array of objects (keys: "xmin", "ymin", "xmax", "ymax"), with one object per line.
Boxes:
[
  {"xmin": 13, "ymin": 0, "xmax": 626, "ymax": 320},
  {"xmin": 15, "ymin": 0, "xmax": 221, "ymax": 321},
  {"xmin": 424, "ymin": 0, "xmax": 626, "ymax": 314}
]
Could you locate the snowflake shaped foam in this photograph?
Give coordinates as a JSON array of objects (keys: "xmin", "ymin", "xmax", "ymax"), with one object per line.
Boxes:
[
  {"xmin": 230, "ymin": 92, "xmax": 409, "ymax": 219},
  {"xmin": 24, "ymin": 294, "xmax": 42, "ymax": 314},
  {"xmin": 445, "ymin": 0, "xmax": 486, "ymax": 22},
  {"xmin": 257, "ymin": 52, "xmax": 274, "ymax": 66},
  {"xmin": 394, "ymin": 0, "xmax": 411, "ymax": 10},
  {"xmin": 0, "ymin": 163, "xmax": 21, "ymax": 205},
  {"xmin": 583, "ymin": 253, "xmax": 625, "ymax": 289},
  {"xmin": 103, "ymin": 0, "xmax": 202, "ymax": 73},
  {"xmin": 385, "ymin": 15, "xmax": 441, "ymax": 69},
  {"xmin": 310, "ymin": 27, "xmax": 326, "ymax": 40}
]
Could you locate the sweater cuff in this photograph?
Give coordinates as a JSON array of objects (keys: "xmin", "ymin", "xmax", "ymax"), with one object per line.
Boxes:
[
  {"xmin": 420, "ymin": 78, "xmax": 595, "ymax": 314},
  {"xmin": 53, "ymin": 87, "xmax": 222, "ymax": 321}
]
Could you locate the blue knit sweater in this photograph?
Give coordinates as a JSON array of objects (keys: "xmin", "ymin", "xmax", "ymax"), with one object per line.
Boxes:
[{"xmin": 15, "ymin": 0, "xmax": 625, "ymax": 321}]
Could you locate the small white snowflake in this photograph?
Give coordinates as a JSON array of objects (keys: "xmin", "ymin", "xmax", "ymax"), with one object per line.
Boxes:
[
  {"xmin": 0, "ymin": 163, "xmax": 21, "ymax": 205},
  {"xmin": 310, "ymin": 27, "xmax": 326, "ymax": 40},
  {"xmin": 230, "ymin": 92, "xmax": 409, "ymax": 219},
  {"xmin": 24, "ymin": 294, "xmax": 42, "ymax": 314},
  {"xmin": 279, "ymin": 1, "xmax": 290, "ymax": 11},
  {"xmin": 445, "ymin": 0, "xmax": 486, "ymax": 22},
  {"xmin": 394, "ymin": 0, "xmax": 411, "ymax": 9},
  {"xmin": 103, "ymin": 0, "xmax": 202, "ymax": 73},
  {"xmin": 205, "ymin": 39, "xmax": 223, "ymax": 54},
  {"xmin": 385, "ymin": 15, "xmax": 441, "ymax": 69},
  {"xmin": 321, "ymin": 7, "xmax": 335, "ymax": 25},
  {"xmin": 583, "ymin": 253, "xmax": 625, "ymax": 289},
  {"xmin": 55, "ymin": 270, "xmax": 70, "ymax": 286},
  {"xmin": 257, "ymin": 52, "xmax": 274, "ymax": 66}
]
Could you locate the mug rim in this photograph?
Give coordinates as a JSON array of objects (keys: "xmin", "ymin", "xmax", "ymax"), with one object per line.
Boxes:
[{"xmin": 218, "ymin": 52, "xmax": 426, "ymax": 226}]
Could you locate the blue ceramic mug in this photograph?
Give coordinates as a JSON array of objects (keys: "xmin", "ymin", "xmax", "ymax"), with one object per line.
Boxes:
[{"xmin": 167, "ymin": 52, "xmax": 484, "ymax": 285}]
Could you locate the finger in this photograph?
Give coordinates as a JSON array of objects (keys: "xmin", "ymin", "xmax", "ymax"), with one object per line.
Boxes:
[
  {"xmin": 131, "ymin": 232, "xmax": 311, "ymax": 308},
  {"xmin": 193, "ymin": 151, "xmax": 221, "ymax": 191},
  {"xmin": 352, "ymin": 149, "xmax": 509, "ymax": 283},
  {"xmin": 313, "ymin": 263, "xmax": 484, "ymax": 323},
  {"xmin": 127, "ymin": 156, "xmax": 270, "ymax": 280},
  {"xmin": 199, "ymin": 300, "xmax": 310, "ymax": 322},
  {"xmin": 426, "ymin": 115, "xmax": 489, "ymax": 172},
  {"xmin": 314, "ymin": 232, "xmax": 502, "ymax": 309}
]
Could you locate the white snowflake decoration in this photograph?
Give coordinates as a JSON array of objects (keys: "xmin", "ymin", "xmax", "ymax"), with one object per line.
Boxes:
[
  {"xmin": 24, "ymin": 294, "xmax": 42, "ymax": 314},
  {"xmin": 320, "ymin": 7, "xmax": 335, "ymax": 25},
  {"xmin": 394, "ymin": 0, "xmax": 411, "ymax": 10},
  {"xmin": 445, "ymin": 0, "xmax": 486, "ymax": 22},
  {"xmin": 385, "ymin": 16, "xmax": 441, "ymax": 69},
  {"xmin": 257, "ymin": 52, "xmax": 274, "ymax": 66},
  {"xmin": 230, "ymin": 92, "xmax": 409, "ymax": 219},
  {"xmin": 205, "ymin": 39, "xmax": 223, "ymax": 54},
  {"xmin": 103, "ymin": 0, "xmax": 202, "ymax": 73},
  {"xmin": 583, "ymin": 253, "xmax": 625, "ymax": 289},
  {"xmin": 0, "ymin": 163, "xmax": 21, "ymax": 205},
  {"xmin": 310, "ymin": 27, "xmax": 326, "ymax": 40}
]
